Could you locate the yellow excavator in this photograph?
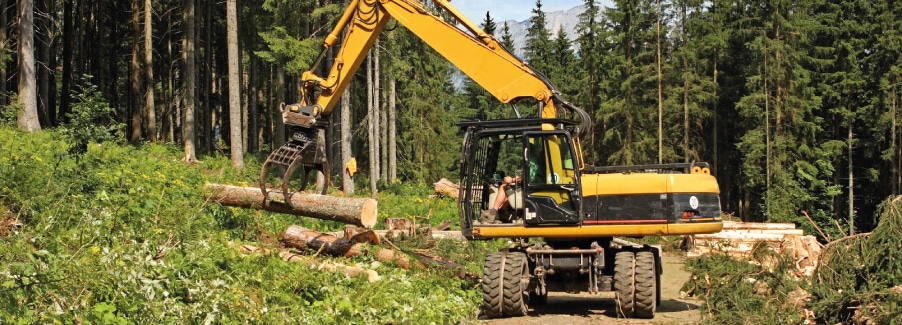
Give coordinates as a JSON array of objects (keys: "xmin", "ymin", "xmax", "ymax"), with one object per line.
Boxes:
[{"xmin": 261, "ymin": 0, "xmax": 722, "ymax": 319}]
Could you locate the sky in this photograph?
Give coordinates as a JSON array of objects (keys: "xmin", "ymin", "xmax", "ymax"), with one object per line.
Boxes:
[{"xmin": 449, "ymin": 0, "xmax": 585, "ymax": 23}]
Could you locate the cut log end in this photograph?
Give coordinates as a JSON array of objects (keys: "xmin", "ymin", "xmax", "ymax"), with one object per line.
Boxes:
[{"xmin": 360, "ymin": 199, "xmax": 378, "ymax": 228}]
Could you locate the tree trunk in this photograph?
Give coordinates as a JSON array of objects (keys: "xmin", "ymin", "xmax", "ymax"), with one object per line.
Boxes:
[
  {"xmin": 655, "ymin": 0, "xmax": 663, "ymax": 164},
  {"xmin": 130, "ymin": 0, "xmax": 143, "ymax": 142},
  {"xmin": 59, "ymin": 0, "xmax": 72, "ymax": 121},
  {"xmin": 181, "ymin": 0, "xmax": 197, "ymax": 162},
  {"xmin": 367, "ymin": 50, "xmax": 377, "ymax": 198},
  {"xmin": 281, "ymin": 225, "xmax": 412, "ymax": 269},
  {"xmin": 341, "ymin": 89, "xmax": 355, "ymax": 195},
  {"xmin": 227, "ymin": 0, "xmax": 243, "ymax": 168},
  {"xmin": 248, "ymin": 57, "xmax": 258, "ymax": 153},
  {"xmin": 36, "ymin": 0, "xmax": 49, "ymax": 127},
  {"xmin": 389, "ymin": 78, "xmax": 397, "ymax": 181},
  {"xmin": 0, "ymin": 0, "xmax": 7, "ymax": 106},
  {"xmin": 274, "ymin": 65, "xmax": 286, "ymax": 148},
  {"xmin": 17, "ymin": 0, "xmax": 40, "ymax": 132},
  {"xmin": 204, "ymin": 183, "xmax": 378, "ymax": 228},
  {"xmin": 144, "ymin": 0, "xmax": 156, "ymax": 143},
  {"xmin": 374, "ymin": 39, "xmax": 381, "ymax": 181}
]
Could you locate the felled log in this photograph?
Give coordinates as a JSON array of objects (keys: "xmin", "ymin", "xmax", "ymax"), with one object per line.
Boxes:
[
  {"xmin": 205, "ymin": 183, "xmax": 378, "ymax": 228},
  {"xmin": 281, "ymin": 225, "xmax": 412, "ymax": 269},
  {"xmin": 433, "ymin": 178, "xmax": 459, "ymax": 199},
  {"xmin": 236, "ymin": 243, "xmax": 380, "ymax": 282}
]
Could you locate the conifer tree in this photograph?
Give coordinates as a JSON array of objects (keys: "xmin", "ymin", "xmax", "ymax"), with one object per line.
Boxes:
[
  {"xmin": 599, "ymin": 0, "xmax": 663, "ymax": 165},
  {"xmin": 734, "ymin": 0, "xmax": 823, "ymax": 223},
  {"xmin": 523, "ymin": 1, "xmax": 552, "ymax": 77}
]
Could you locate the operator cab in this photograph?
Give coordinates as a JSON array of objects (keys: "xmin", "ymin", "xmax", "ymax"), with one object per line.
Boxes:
[{"xmin": 458, "ymin": 118, "xmax": 583, "ymax": 237}]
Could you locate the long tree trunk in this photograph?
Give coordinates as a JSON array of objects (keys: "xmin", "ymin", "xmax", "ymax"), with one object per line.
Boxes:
[
  {"xmin": 144, "ymin": 0, "xmax": 156, "ymax": 143},
  {"xmin": 848, "ymin": 122, "xmax": 854, "ymax": 235},
  {"xmin": 274, "ymin": 65, "xmax": 286, "ymax": 148},
  {"xmin": 227, "ymin": 0, "xmax": 243, "ymax": 168},
  {"xmin": 130, "ymin": 0, "xmax": 143, "ymax": 142},
  {"xmin": 17, "ymin": 0, "xmax": 40, "ymax": 132},
  {"xmin": 36, "ymin": 0, "xmax": 49, "ymax": 127},
  {"xmin": 389, "ymin": 78, "xmax": 397, "ymax": 181},
  {"xmin": 655, "ymin": 0, "xmax": 663, "ymax": 164},
  {"xmin": 248, "ymin": 57, "xmax": 258, "ymax": 153},
  {"xmin": 204, "ymin": 184, "xmax": 378, "ymax": 228},
  {"xmin": 59, "ymin": 0, "xmax": 72, "ymax": 121},
  {"xmin": 373, "ymin": 39, "xmax": 381, "ymax": 181},
  {"xmin": 0, "ymin": 0, "xmax": 7, "ymax": 106},
  {"xmin": 182, "ymin": 0, "xmax": 197, "ymax": 162},
  {"xmin": 341, "ymin": 89, "xmax": 355, "ymax": 195},
  {"xmin": 367, "ymin": 50, "xmax": 377, "ymax": 198},
  {"xmin": 203, "ymin": 0, "xmax": 213, "ymax": 153}
]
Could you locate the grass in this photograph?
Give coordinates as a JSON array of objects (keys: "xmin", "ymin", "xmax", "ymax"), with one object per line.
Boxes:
[{"xmin": 0, "ymin": 126, "xmax": 494, "ymax": 324}]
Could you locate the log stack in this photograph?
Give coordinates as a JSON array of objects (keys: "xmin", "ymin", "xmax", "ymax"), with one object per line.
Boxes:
[{"xmin": 686, "ymin": 221, "xmax": 822, "ymax": 277}]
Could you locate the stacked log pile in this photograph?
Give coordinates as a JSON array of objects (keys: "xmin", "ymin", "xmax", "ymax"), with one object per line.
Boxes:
[{"xmin": 687, "ymin": 222, "xmax": 822, "ymax": 277}]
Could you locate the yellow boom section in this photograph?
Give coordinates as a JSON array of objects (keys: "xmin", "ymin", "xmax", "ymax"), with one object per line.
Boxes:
[{"xmin": 302, "ymin": 0, "xmax": 560, "ymax": 119}]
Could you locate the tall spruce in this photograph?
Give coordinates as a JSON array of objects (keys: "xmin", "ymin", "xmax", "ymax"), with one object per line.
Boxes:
[
  {"xmin": 523, "ymin": 1, "xmax": 552, "ymax": 78},
  {"xmin": 576, "ymin": 0, "xmax": 607, "ymax": 162},
  {"xmin": 734, "ymin": 0, "xmax": 822, "ymax": 223},
  {"xmin": 667, "ymin": 0, "xmax": 716, "ymax": 164},
  {"xmin": 599, "ymin": 0, "xmax": 662, "ymax": 165}
]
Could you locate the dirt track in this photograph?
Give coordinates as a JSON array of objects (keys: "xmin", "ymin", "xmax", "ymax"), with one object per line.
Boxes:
[{"xmin": 472, "ymin": 252, "xmax": 703, "ymax": 325}]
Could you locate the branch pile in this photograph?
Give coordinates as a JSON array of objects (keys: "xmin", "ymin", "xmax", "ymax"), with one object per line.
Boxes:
[
  {"xmin": 683, "ymin": 196, "xmax": 902, "ymax": 324},
  {"xmin": 687, "ymin": 221, "xmax": 821, "ymax": 277}
]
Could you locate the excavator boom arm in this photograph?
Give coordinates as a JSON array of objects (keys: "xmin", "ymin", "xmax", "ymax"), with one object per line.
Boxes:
[{"xmin": 304, "ymin": 0, "xmax": 567, "ymax": 119}]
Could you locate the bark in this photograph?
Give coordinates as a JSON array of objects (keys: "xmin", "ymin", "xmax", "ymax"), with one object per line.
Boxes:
[
  {"xmin": 248, "ymin": 58, "xmax": 258, "ymax": 153},
  {"xmin": 36, "ymin": 0, "xmax": 49, "ymax": 126},
  {"xmin": 389, "ymin": 78, "xmax": 397, "ymax": 181},
  {"xmin": 273, "ymin": 66, "xmax": 286, "ymax": 148},
  {"xmin": 202, "ymin": 0, "xmax": 213, "ymax": 153},
  {"xmin": 281, "ymin": 225, "xmax": 410, "ymax": 269},
  {"xmin": 205, "ymin": 183, "xmax": 378, "ymax": 228},
  {"xmin": 0, "ymin": 0, "xmax": 7, "ymax": 106},
  {"xmin": 181, "ymin": 0, "xmax": 197, "ymax": 162},
  {"xmin": 227, "ymin": 0, "xmax": 243, "ymax": 168},
  {"xmin": 17, "ymin": 0, "xmax": 40, "ymax": 132},
  {"xmin": 145, "ymin": 0, "xmax": 156, "ymax": 143},
  {"xmin": 58, "ymin": 0, "xmax": 71, "ymax": 121},
  {"xmin": 341, "ymin": 90, "xmax": 354, "ymax": 195},
  {"xmin": 130, "ymin": 0, "xmax": 143, "ymax": 141},
  {"xmin": 367, "ymin": 50, "xmax": 377, "ymax": 198},
  {"xmin": 374, "ymin": 38, "xmax": 381, "ymax": 180}
]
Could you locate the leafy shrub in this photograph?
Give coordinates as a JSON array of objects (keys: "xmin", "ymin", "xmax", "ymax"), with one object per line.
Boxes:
[{"xmin": 58, "ymin": 80, "xmax": 124, "ymax": 156}]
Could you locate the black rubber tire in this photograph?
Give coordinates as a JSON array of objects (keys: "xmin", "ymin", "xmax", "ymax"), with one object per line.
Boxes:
[
  {"xmin": 634, "ymin": 251, "xmax": 657, "ymax": 319},
  {"xmin": 502, "ymin": 252, "xmax": 529, "ymax": 316},
  {"xmin": 482, "ymin": 252, "xmax": 506, "ymax": 318},
  {"xmin": 613, "ymin": 251, "xmax": 636, "ymax": 318}
]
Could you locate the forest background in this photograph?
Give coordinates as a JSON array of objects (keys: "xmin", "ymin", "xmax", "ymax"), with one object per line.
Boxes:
[{"xmin": 4, "ymin": 0, "xmax": 902, "ymax": 239}]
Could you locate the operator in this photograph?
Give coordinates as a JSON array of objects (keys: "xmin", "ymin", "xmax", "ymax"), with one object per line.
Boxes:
[{"xmin": 481, "ymin": 148, "xmax": 541, "ymax": 222}]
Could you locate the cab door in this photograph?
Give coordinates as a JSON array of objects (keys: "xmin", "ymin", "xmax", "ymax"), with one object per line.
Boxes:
[{"xmin": 521, "ymin": 132, "xmax": 582, "ymax": 225}]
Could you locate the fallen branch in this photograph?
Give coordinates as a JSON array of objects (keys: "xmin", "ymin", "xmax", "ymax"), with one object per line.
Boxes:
[{"xmin": 235, "ymin": 243, "xmax": 380, "ymax": 282}]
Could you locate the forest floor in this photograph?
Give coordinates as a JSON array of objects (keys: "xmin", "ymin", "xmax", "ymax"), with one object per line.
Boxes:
[{"xmin": 471, "ymin": 252, "xmax": 703, "ymax": 325}]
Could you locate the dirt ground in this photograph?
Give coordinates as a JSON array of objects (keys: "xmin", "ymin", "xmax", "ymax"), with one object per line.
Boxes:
[{"xmin": 472, "ymin": 252, "xmax": 703, "ymax": 325}]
